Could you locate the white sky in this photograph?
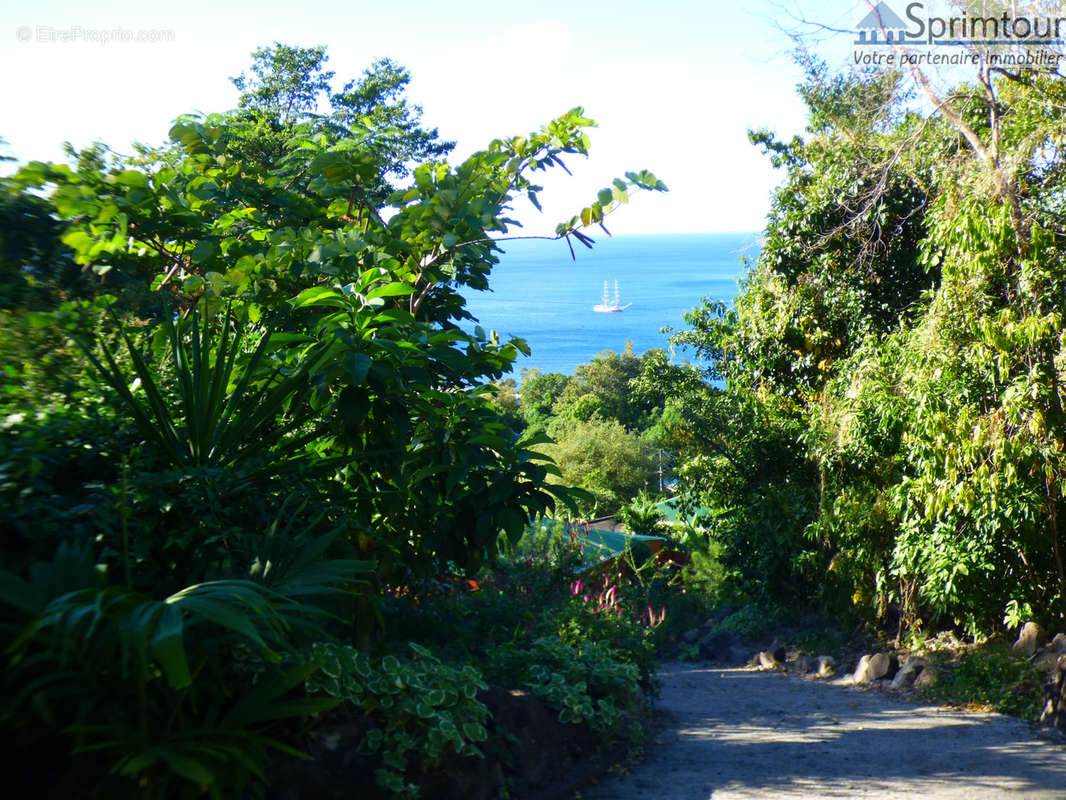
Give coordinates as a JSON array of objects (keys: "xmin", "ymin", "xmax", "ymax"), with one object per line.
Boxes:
[{"xmin": 0, "ymin": 0, "xmax": 870, "ymax": 234}]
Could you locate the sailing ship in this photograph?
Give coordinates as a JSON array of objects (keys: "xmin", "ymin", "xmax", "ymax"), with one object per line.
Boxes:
[{"xmin": 593, "ymin": 280, "xmax": 631, "ymax": 313}]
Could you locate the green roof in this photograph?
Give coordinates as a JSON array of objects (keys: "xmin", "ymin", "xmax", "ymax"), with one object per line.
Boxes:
[
  {"xmin": 654, "ymin": 497, "xmax": 711, "ymax": 523},
  {"xmin": 577, "ymin": 528, "xmax": 664, "ymax": 569}
]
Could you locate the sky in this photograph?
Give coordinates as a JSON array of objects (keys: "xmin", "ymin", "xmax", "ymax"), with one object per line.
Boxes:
[{"xmin": 0, "ymin": 0, "xmax": 868, "ymax": 235}]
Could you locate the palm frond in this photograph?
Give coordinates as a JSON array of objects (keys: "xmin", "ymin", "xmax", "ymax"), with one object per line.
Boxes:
[{"xmin": 78, "ymin": 307, "xmax": 326, "ymax": 476}]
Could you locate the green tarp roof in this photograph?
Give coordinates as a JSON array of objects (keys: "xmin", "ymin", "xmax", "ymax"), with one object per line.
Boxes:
[
  {"xmin": 654, "ymin": 497, "xmax": 712, "ymax": 523},
  {"xmin": 577, "ymin": 528, "xmax": 664, "ymax": 569}
]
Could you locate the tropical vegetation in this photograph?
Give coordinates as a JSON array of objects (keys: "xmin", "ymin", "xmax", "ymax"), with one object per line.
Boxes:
[
  {"xmin": 6, "ymin": 26, "xmax": 1066, "ymax": 799},
  {"xmin": 0, "ymin": 44, "xmax": 672, "ymax": 798},
  {"xmin": 654, "ymin": 54, "xmax": 1066, "ymax": 640}
]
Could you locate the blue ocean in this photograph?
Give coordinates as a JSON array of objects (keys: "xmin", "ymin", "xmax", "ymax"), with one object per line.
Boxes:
[{"xmin": 464, "ymin": 232, "xmax": 759, "ymax": 376}]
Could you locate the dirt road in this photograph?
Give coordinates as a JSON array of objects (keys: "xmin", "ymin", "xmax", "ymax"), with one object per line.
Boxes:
[{"xmin": 581, "ymin": 664, "xmax": 1066, "ymax": 799}]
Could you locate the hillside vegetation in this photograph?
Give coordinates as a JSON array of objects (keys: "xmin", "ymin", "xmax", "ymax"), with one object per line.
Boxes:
[{"xmin": 3, "ymin": 39, "xmax": 1066, "ymax": 798}]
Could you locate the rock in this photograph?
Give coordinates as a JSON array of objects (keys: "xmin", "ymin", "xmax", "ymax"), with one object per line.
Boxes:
[
  {"xmin": 756, "ymin": 650, "xmax": 782, "ymax": 669},
  {"xmin": 1041, "ymin": 654, "xmax": 1066, "ymax": 732},
  {"xmin": 813, "ymin": 655, "xmax": 836, "ymax": 678},
  {"xmin": 1048, "ymin": 633, "xmax": 1066, "ymax": 654},
  {"xmin": 852, "ymin": 654, "xmax": 872, "ymax": 683},
  {"xmin": 1033, "ymin": 649, "xmax": 1063, "ymax": 673},
  {"xmin": 915, "ymin": 665, "xmax": 939, "ymax": 689},
  {"xmin": 855, "ymin": 652, "xmax": 898, "ymax": 684},
  {"xmin": 871, "ymin": 652, "xmax": 900, "ymax": 681},
  {"xmin": 681, "ymin": 628, "xmax": 700, "ymax": 644},
  {"xmin": 890, "ymin": 657, "xmax": 927, "ymax": 690},
  {"xmin": 790, "ymin": 654, "xmax": 834, "ymax": 677},
  {"xmin": 1012, "ymin": 621, "xmax": 1047, "ymax": 657}
]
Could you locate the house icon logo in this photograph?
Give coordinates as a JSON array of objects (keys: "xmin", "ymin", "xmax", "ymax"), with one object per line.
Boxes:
[{"xmin": 855, "ymin": 2, "xmax": 908, "ymax": 43}]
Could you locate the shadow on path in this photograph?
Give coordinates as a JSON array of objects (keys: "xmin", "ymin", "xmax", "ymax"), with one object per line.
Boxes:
[{"xmin": 582, "ymin": 665, "xmax": 1066, "ymax": 799}]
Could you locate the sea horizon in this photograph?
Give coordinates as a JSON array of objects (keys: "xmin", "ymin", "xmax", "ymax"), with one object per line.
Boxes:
[{"xmin": 464, "ymin": 231, "xmax": 760, "ymax": 376}]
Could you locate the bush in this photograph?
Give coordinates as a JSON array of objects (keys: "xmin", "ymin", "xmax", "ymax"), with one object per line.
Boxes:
[
  {"xmin": 486, "ymin": 636, "xmax": 641, "ymax": 737},
  {"xmin": 923, "ymin": 641, "xmax": 1045, "ymax": 720},
  {"xmin": 542, "ymin": 419, "xmax": 657, "ymax": 516},
  {"xmin": 712, "ymin": 604, "xmax": 783, "ymax": 640},
  {"xmin": 617, "ymin": 492, "xmax": 665, "ymax": 536},
  {"xmin": 308, "ymin": 642, "xmax": 491, "ymax": 800}
]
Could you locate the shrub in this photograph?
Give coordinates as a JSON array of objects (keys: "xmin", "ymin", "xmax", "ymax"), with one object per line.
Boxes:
[
  {"xmin": 712, "ymin": 604, "xmax": 782, "ymax": 640},
  {"xmin": 486, "ymin": 636, "xmax": 641, "ymax": 737},
  {"xmin": 308, "ymin": 642, "xmax": 490, "ymax": 799},
  {"xmin": 617, "ymin": 492, "xmax": 665, "ymax": 536},
  {"xmin": 923, "ymin": 642, "xmax": 1045, "ymax": 720}
]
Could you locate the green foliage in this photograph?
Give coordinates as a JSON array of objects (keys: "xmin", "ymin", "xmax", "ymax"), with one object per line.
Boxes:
[
  {"xmin": 230, "ymin": 45, "xmax": 453, "ymax": 201},
  {"xmin": 0, "ymin": 542, "xmax": 345, "ymax": 799},
  {"xmin": 551, "ymin": 342, "xmax": 664, "ymax": 430},
  {"xmin": 681, "ymin": 541, "xmax": 728, "ymax": 604},
  {"xmin": 232, "ymin": 43, "xmax": 335, "ymax": 122},
  {"xmin": 497, "ymin": 515, "xmax": 582, "ymax": 570},
  {"xmin": 1, "ymin": 40, "xmax": 668, "ymax": 797},
  {"xmin": 617, "ymin": 491, "xmax": 665, "ymax": 536},
  {"xmin": 796, "ymin": 72, "xmax": 1066, "ymax": 631},
  {"xmin": 487, "ymin": 636, "xmax": 640, "ymax": 736},
  {"xmin": 0, "ymin": 306, "xmax": 370, "ymax": 796},
  {"xmin": 923, "ymin": 643, "xmax": 1045, "ymax": 721},
  {"xmin": 518, "ymin": 369, "xmax": 572, "ymax": 432},
  {"xmin": 80, "ymin": 308, "xmax": 323, "ymax": 475},
  {"xmin": 330, "ymin": 57, "xmax": 455, "ymax": 184},
  {"xmin": 663, "ymin": 58, "xmax": 1066, "ymax": 636},
  {"xmin": 308, "ymin": 642, "xmax": 490, "ymax": 800},
  {"xmin": 0, "ymin": 178, "xmax": 87, "ymax": 310},
  {"xmin": 557, "ymin": 592, "xmax": 660, "ymax": 691},
  {"xmin": 711, "ymin": 604, "xmax": 782, "ymax": 641},
  {"xmin": 542, "ymin": 418, "xmax": 657, "ymax": 516},
  {"xmin": 517, "ymin": 345, "xmax": 678, "ymax": 514},
  {"xmin": 1002, "ymin": 600, "xmax": 1036, "ymax": 632},
  {"xmin": 487, "ymin": 377, "xmax": 525, "ymax": 434},
  {"xmin": 383, "ymin": 516, "xmax": 668, "ymax": 692},
  {"xmin": 11, "ymin": 84, "xmax": 658, "ymax": 583},
  {"xmin": 712, "ymin": 482, "xmax": 818, "ymax": 605}
]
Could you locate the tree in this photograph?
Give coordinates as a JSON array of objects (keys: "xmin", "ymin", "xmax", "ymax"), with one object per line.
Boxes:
[
  {"xmin": 229, "ymin": 45, "xmax": 453, "ymax": 200},
  {"xmin": 653, "ymin": 63, "xmax": 934, "ymax": 610},
  {"xmin": 0, "ymin": 178, "xmax": 85, "ymax": 310},
  {"xmin": 231, "ymin": 43, "xmax": 335, "ymax": 123},
  {"xmin": 487, "ymin": 377, "xmax": 524, "ymax": 434},
  {"xmin": 330, "ymin": 57, "xmax": 454, "ymax": 181},
  {"xmin": 617, "ymin": 491, "xmax": 665, "ymax": 536},
  {"xmin": 542, "ymin": 418, "xmax": 657, "ymax": 517},
  {"xmin": 734, "ymin": 58, "xmax": 933, "ymax": 400},
  {"xmin": 4, "ymin": 45, "xmax": 667, "ymax": 793},
  {"xmin": 669, "ymin": 44, "xmax": 1066, "ymax": 630},
  {"xmin": 550, "ymin": 342, "xmax": 664, "ymax": 430},
  {"xmin": 11, "ymin": 31, "xmax": 671, "ymax": 581},
  {"xmin": 519, "ymin": 369, "xmax": 572, "ymax": 431}
]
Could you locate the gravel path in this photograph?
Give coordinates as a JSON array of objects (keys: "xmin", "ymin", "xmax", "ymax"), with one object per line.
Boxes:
[{"xmin": 581, "ymin": 664, "xmax": 1066, "ymax": 799}]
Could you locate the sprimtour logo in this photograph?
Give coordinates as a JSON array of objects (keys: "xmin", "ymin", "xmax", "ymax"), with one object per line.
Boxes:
[{"xmin": 856, "ymin": 2, "xmax": 1066, "ymax": 46}]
